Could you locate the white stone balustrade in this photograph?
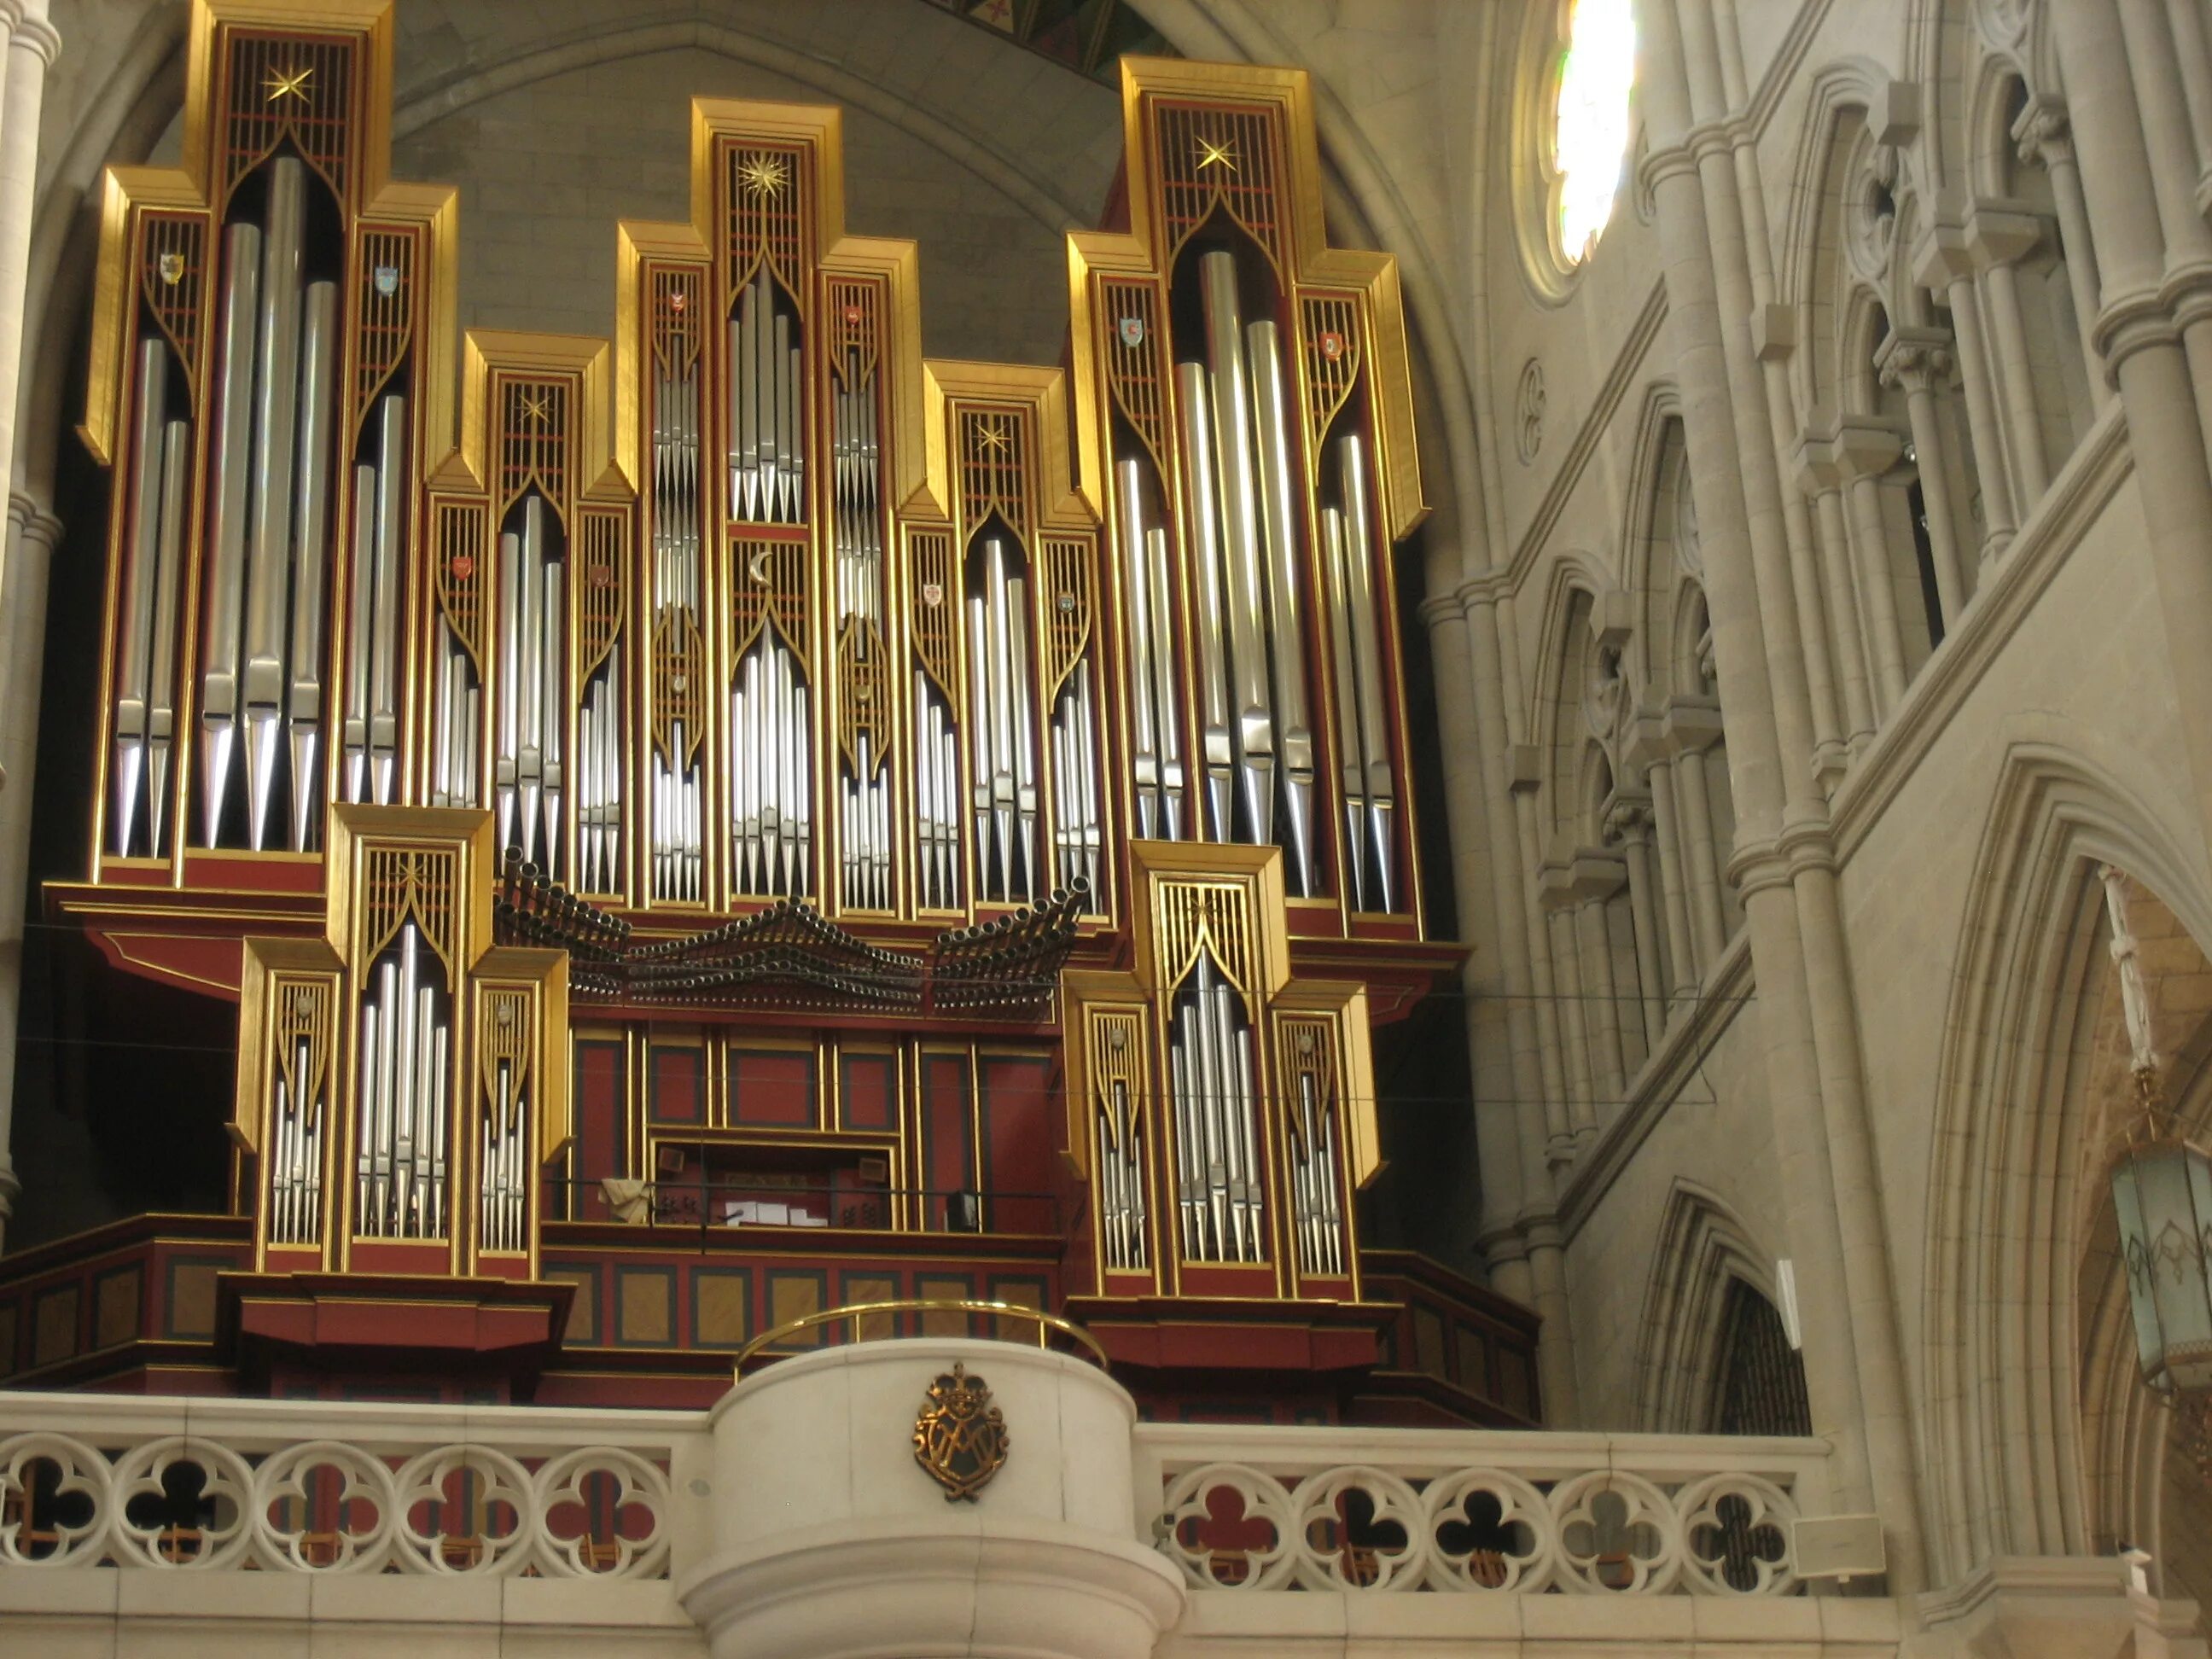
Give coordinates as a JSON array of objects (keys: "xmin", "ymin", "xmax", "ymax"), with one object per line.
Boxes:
[
  {"xmin": 0, "ymin": 1391, "xmax": 696, "ymax": 1579},
  {"xmin": 1135, "ymin": 1425, "xmax": 1828, "ymax": 1597}
]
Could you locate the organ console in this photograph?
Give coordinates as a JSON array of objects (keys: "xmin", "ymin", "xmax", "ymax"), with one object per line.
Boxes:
[{"xmin": 36, "ymin": 1, "xmax": 1536, "ymax": 1422}]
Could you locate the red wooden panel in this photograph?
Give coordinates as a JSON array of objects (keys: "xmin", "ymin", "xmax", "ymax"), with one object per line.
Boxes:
[
  {"xmin": 979, "ymin": 1055, "xmax": 1054, "ymax": 1204},
  {"xmin": 920, "ymin": 1054, "xmax": 974, "ymax": 1220},
  {"xmin": 731, "ymin": 1049, "xmax": 815, "ymax": 1127},
  {"xmin": 649, "ymin": 1045, "xmax": 703, "ymax": 1125},
  {"xmin": 841, "ymin": 1052, "xmax": 895, "ymax": 1132}
]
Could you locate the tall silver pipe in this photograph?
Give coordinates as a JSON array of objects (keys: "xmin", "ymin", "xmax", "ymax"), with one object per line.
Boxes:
[
  {"xmin": 1008, "ymin": 573, "xmax": 1036, "ymax": 899},
  {"xmin": 985, "ymin": 542, "xmax": 1017, "ymax": 899},
  {"xmin": 288, "ymin": 280, "xmax": 339, "ymax": 852},
  {"xmin": 201, "ymin": 220, "xmax": 263, "ymax": 845},
  {"xmin": 1226, "ymin": 994, "xmax": 1261, "ymax": 1260},
  {"xmin": 1144, "ymin": 526, "xmax": 1185, "ymax": 840},
  {"xmin": 1114, "ymin": 457, "xmax": 1161, "ymax": 838},
  {"xmin": 1168, "ymin": 1033, "xmax": 1197, "ymax": 1256},
  {"xmin": 114, "ymin": 338, "xmax": 171, "ymax": 857},
  {"xmin": 1173, "ymin": 360, "xmax": 1234, "ymax": 841},
  {"xmin": 1322, "ymin": 507, "xmax": 1368, "ymax": 911},
  {"xmin": 356, "ymin": 1001, "xmax": 378, "ymax": 1232},
  {"xmin": 495, "ymin": 527, "xmax": 521, "ymax": 852},
  {"xmin": 1246, "ymin": 317, "xmax": 1315, "ymax": 894},
  {"xmin": 147, "ymin": 421, "xmax": 190, "ymax": 856},
  {"xmin": 516, "ymin": 498, "xmax": 545, "ymax": 863},
  {"xmin": 242, "ymin": 156, "xmax": 307, "ymax": 851},
  {"xmin": 1198, "ymin": 251, "xmax": 1275, "ymax": 848},
  {"xmin": 965, "ymin": 591, "xmax": 991, "ymax": 887},
  {"xmin": 344, "ymin": 464, "xmax": 375, "ymax": 804},
  {"xmin": 369, "ymin": 395, "xmax": 408, "ymax": 806},
  {"xmin": 543, "ymin": 558, "xmax": 564, "ymax": 876},
  {"xmin": 1333, "ymin": 437, "xmax": 1395, "ymax": 911}
]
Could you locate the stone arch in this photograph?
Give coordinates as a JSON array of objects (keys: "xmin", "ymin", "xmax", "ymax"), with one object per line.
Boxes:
[
  {"xmin": 1634, "ymin": 1179, "xmax": 1790, "ymax": 1432},
  {"xmin": 1921, "ymin": 728, "xmax": 2212, "ymax": 1586}
]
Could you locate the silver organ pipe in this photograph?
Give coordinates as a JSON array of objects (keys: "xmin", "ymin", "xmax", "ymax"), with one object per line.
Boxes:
[
  {"xmin": 728, "ymin": 634, "xmax": 808, "ymax": 898},
  {"xmin": 241, "ymin": 157, "xmax": 306, "ymax": 852},
  {"xmin": 287, "ymin": 280, "xmax": 339, "ymax": 853},
  {"xmin": 112, "ymin": 338, "xmax": 176, "ymax": 857},
  {"xmin": 201, "ymin": 219, "xmax": 261, "ymax": 847},
  {"xmin": 651, "ymin": 335, "xmax": 701, "ymax": 903},
  {"xmin": 836, "ymin": 346, "xmax": 891, "ymax": 911},
  {"xmin": 490, "ymin": 496, "xmax": 565, "ymax": 870},
  {"xmin": 1173, "ymin": 358, "xmax": 1235, "ymax": 842},
  {"xmin": 352, "ymin": 920, "xmax": 450, "ymax": 1239},
  {"xmin": 1050, "ymin": 659, "xmax": 1100, "ymax": 899},
  {"xmin": 1330, "ymin": 435, "xmax": 1396, "ymax": 911},
  {"xmin": 1290, "ymin": 1069, "xmax": 1344, "ymax": 1277},
  {"xmin": 269, "ymin": 1025, "xmax": 323, "ymax": 1248},
  {"xmin": 341, "ymin": 392, "xmax": 409, "ymax": 808},
  {"xmin": 195, "ymin": 158, "xmax": 351, "ymax": 852},
  {"xmin": 482, "ymin": 1056, "xmax": 527, "ymax": 1254},
  {"xmin": 1113, "ymin": 457, "xmax": 1187, "ymax": 843},
  {"xmin": 1168, "ymin": 954, "xmax": 1265, "ymax": 1263},
  {"xmin": 1098, "ymin": 1076, "xmax": 1147, "ymax": 1272},
  {"xmin": 578, "ymin": 639, "xmax": 619, "ymax": 893},
  {"xmin": 143, "ymin": 421, "xmax": 190, "ymax": 856},
  {"xmin": 965, "ymin": 537, "xmax": 1037, "ymax": 903},
  {"xmin": 1244, "ymin": 318, "xmax": 1315, "ymax": 895},
  {"xmin": 1198, "ymin": 252, "xmax": 1275, "ymax": 850},
  {"xmin": 1163, "ymin": 248, "xmax": 1328, "ymax": 894},
  {"xmin": 913, "ymin": 669, "xmax": 959, "ymax": 910},
  {"xmin": 726, "ymin": 272, "xmax": 804, "ymax": 525}
]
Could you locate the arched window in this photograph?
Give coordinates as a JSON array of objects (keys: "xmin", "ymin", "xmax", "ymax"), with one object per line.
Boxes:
[
  {"xmin": 1708, "ymin": 1279, "xmax": 1813, "ymax": 1436},
  {"xmin": 1552, "ymin": 0, "xmax": 1638, "ymax": 265}
]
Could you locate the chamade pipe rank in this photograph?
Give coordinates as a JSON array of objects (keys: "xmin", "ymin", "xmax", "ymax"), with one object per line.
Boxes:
[{"xmin": 197, "ymin": 155, "xmax": 344, "ymax": 853}]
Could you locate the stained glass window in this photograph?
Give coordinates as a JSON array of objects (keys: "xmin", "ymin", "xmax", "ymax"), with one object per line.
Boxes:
[{"xmin": 1553, "ymin": 0, "xmax": 1637, "ymax": 265}]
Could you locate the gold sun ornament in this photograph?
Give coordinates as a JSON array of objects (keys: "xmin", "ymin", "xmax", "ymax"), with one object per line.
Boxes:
[
  {"xmin": 738, "ymin": 152, "xmax": 790, "ymax": 201},
  {"xmin": 264, "ymin": 62, "xmax": 313, "ymax": 105},
  {"xmin": 1195, "ymin": 133, "xmax": 1238, "ymax": 175}
]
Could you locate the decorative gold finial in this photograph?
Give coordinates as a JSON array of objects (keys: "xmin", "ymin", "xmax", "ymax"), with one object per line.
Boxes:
[
  {"xmin": 912, "ymin": 1362, "xmax": 1009, "ymax": 1501},
  {"xmin": 738, "ymin": 151, "xmax": 790, "ymax": 201},
  {"xmin": 264, "ymin": 63, "xmax": 313, "ymax": 105},
  {"xmin": 1196, "ymin": 134, "xmax": 1238, "ymax": 174}
]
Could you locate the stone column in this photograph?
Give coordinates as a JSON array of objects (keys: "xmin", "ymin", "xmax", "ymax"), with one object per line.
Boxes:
[
  {"xmin": 1570, "ymin": 854, "xmax": 1629, "ymax": 1111},
  {"xmin": 1448, "ymin": 576, "xmax": 1582, "ymax": 1421},
  {"xmin": 1835, "ymin": 419, "xmax": 1910, "ymax": 713},
  {"xmin": 1665, "ymin": 706, "xmax": 1730, "ymax": 969},
  {"xmin": 1635, "ymin": 740, "xmax": 1701, "ymax": 999},
  {"xmin": 1609, "ymin": 800, "xmax": 1669, "ymax": 1048},
  {"xmin": 1964, "ymin": 203, "xmax": 2055, "ymax": 516},
  {"xmin": 0, "ymin": 1, "xmax": 54, "ymax": 625},
  {"xmin": 1644, "ymin": 0, "xmax": 1930, "ymax": 1582},
  {"xmin": 1912, "ymin": 218, "xmax": 2020, "ymax": 565},
  {"xmin": 1539, "ymin": 860, "xmax": 1597, "ymax": 1147},
  {"xmin": 1876, "ymin": 330, "xmax": 1968, "ymax": 627},
  {"xmin": 2052, "ymin": 0, "xmax": 2212, "ymax": 844},
  {"xmin": 2116, "ymin": 0, "xmax": 2212, "ymax": 464},
  {"xmin": 1508, "ymin": 755, "xmax": 1575, "ymax": 1162},
  {"xmin": 2012, "ymin": 96, "xmax": 2110, "ymax": 410},
  {"xmin": 0, "ymin": 495, "xmax": 61, "ymax": 1250},
  {"xmin": 1791, "ymin": 426, "xmax": 1876, "ymax": 754},
  {"xmin": 2159, "ymin": 0, "xmax": 2212, "ymax": 191}
]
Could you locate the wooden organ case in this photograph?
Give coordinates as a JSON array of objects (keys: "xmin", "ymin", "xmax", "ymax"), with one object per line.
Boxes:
[{"xmin": 43, "ymin": 1, "xmax": 1539, "ymax": 1423}]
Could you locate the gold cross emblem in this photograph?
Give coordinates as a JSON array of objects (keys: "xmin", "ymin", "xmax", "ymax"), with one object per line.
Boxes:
[
  {"xmin": 265, "ymin": 63, "xmax": 313, "ymax": 105},
  {"xmin": 1196, "ymin": 134, "xmax": 1237, "ymax": 174},
  {"xmin": 519, "ymin": 389, "xmax": 550, "ymax": 428},
  {"xmin": 738, "ymin": 152, "xmax": 789, "ymax": 201}
]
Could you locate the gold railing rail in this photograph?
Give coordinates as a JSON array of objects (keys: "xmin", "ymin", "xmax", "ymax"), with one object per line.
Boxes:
[{"xmin": 733, "ymin": 1297, "xmax": 1111, "ymax": 1370}]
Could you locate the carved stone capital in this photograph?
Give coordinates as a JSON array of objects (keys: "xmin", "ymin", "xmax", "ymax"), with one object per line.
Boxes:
[{"xmin": 1874, "ymin": 325, "xmax": 1955, "ymax": 392}]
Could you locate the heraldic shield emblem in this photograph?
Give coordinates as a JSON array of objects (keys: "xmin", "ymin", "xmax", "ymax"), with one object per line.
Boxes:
[{"xmin": 912, "ymin": 1362, "xmax": 1009, "ymax": 1501}]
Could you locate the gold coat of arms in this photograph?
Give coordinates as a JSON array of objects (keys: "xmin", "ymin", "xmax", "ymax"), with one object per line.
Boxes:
[{"xmin": 912, "ymin": 1362, "xmax": 1009, "ymax": 1501}]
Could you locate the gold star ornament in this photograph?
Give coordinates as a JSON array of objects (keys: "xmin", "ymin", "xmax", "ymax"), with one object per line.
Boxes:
[
  {"xmin": 519, "ymin": 390, "xmax": 550, "ymax": 428},
  {"xmin": 977, "ymin": 416, "xmax": 1013, "ymax": 456},
  {"xmin": 1195, "ymin": 134, "xmax": 1237, "ymax": 174},
  {"xmin": 738, "ymin": 152, "xmax": 790, "ymax": 201},
  {"xmin": 265, "ymin": 63, "xmax": 313, "ymax": 105}
]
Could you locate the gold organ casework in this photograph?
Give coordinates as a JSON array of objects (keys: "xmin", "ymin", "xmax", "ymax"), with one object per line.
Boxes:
[{"xmin": 58, "ymin": 1, "xmax": 1465, "ymax": 1402}]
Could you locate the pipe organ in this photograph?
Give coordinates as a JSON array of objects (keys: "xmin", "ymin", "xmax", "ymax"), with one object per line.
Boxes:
[{"xmin": 56, "ymin": 5, "xmax": 1507, "ymax": 1417}]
